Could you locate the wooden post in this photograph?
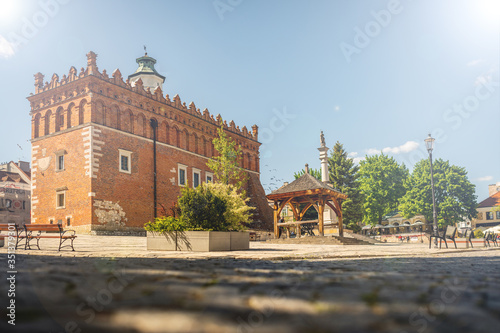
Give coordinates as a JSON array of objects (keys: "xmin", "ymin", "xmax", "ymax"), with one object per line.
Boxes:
[
  {"xmin": 273, "ymin": 201, "xmax": 279, "ymax": 239},
  {"xmin": 338, "ymin": 207, "xmax": 344, "ymax": 237},
  {"xmin": 318, "ymin": 199, "xmax": 324, "ymax": 236},
  {"xmin": 297, "ymin": 224, "xmax": 301, "ymax": 238}
]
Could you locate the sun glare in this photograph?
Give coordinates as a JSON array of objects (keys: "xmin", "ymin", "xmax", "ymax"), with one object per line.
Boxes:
[
  {"xmin": 474, "ymin": 0, "xmax": 500, "ymax": 26},
  {"xmin": 0, "ymin": 0, "xmax": 20, "ymax": 25}
]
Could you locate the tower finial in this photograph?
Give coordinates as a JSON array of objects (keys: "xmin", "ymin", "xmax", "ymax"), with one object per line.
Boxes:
[{"xmin": 144, "ymin": 45, "xmax": 147, "ymax": 56}]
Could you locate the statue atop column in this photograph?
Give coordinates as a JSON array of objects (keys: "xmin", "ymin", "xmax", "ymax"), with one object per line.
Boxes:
[{"xmin": 320, "ymin": 131, "xmax": 326, "ymax": 147}]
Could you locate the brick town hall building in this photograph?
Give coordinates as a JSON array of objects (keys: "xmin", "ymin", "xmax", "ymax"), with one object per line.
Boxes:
[{"xmin": 28, "ymin": 51, "xmax": 271, "ymax": 233}]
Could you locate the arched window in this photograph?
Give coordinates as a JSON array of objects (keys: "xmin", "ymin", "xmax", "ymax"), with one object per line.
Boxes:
[
  {"xmin": 33, "ymin": 113, "xmax": 41, "ymax": 138},
  {"xmin": 79, "ymin": 100, "xmax": 87, "ymax": 125},
  {"xmin": 44, "ymin": 110, "xmax": 52, "ymax": 136},
  {"xmin": 67, "ymin": 103, "xmax": 74, "ymax": 129}
]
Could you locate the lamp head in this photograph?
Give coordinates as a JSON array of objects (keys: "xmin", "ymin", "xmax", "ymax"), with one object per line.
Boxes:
[{"xmin": 424, "ymin": 134, "xmax": 435, "ymax": 153}]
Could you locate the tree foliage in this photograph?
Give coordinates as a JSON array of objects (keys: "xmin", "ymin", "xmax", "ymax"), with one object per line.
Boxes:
[
  {"xmin": 328, "ymin": 141, "xmax": 363, "ymax": 225},
  {"xmin": 399, "ymin": 158, "xmax": 477, "ymax": 228},
  {"xmin": 178, "ymin": 184, "xmax": 228, "ymax": 231},
  {"xmin": 207, "ymin": 123, "xmax": 247, "ymax": 190},
  {"xmin": 204, "ymin": 182, "xmax": 253, "ymax": 230},
  {"xmin": 294, "ymin": 168, "xmax": 321, "ymax": 180},
  {"xmin": 359, "ymin": 154, "xmax": 408, "ymax": 225}
]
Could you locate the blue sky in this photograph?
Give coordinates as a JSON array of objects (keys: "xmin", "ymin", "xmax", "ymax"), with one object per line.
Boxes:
[{"xmin": 0, "ymin": 0, "xmax": 498, "ymax": 200}]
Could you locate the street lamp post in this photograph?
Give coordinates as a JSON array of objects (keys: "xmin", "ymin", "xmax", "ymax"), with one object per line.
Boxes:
[{"xmin": 425, "ymin": 134, "xmax": 439, "ymax": 248}]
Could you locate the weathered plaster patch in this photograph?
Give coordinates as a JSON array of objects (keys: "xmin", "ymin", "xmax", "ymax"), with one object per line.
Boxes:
[{"xmin": 93, "ymin": 200, "xmax": 127, "ymax": 227}]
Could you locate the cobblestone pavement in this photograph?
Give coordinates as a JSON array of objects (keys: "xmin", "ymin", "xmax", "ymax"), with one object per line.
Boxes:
[{"xmin": 1, "ymin": 236, "xmax": 499, "ymax": 332}]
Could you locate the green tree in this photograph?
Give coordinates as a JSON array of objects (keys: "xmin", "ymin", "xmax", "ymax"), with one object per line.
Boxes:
[
  {"xmin": 207, "ymin": 122, "xmax": 248, "ymax": 190},
  {"xmin": 294, "ymin": 168, "xmax": 321, "ymax": 180},
  {"xmin": 205, "ymin": 182, "xmax": 253, "ymax": 230},
  {"xmin": 399, "ymin": 158, "xmax": 477, "ymax": 228},
  {"xmin": 178, "ymin": 185, "xmax": 228, "ymax": 231},
  {"xmin": 359, "ymin": 154, "xmax": 408, "ymax": 225},
  {"xmin": 346, "ymin": 222, "xmax": 361, "ymax": 233},
  {"xmin": 328, "ymin": 141, "xmax": 363, "ymax": 226}
]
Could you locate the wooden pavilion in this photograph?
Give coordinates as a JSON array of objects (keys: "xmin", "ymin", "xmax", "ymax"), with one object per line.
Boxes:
[{"xmin": 267, "ymin": 166, "xmax": 347, "ymax": 238}]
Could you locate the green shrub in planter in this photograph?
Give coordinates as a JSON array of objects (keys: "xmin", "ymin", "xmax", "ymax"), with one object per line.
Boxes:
[
  {"xmin": 178, "ymin": 185, "xmax": 229, "ymax": 231},
  {"xmin": 144, "ymin": 216, "xmax": 186, "ymax": 234}
]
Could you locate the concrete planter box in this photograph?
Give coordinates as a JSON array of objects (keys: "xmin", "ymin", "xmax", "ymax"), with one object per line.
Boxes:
[{"xmin": 147, "ymin": 231, "xmax": 249, "ymax": 252}]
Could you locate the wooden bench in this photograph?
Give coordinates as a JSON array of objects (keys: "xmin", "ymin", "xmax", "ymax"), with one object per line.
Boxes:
[
  {"xmin": 24, "ymin": 224, "xmax": 76, "ymax": 251},
  {"xmin": 429, "ymin": 225, "xmax": 457, "ymax": 249},
  {"xmin": 492, "ymin": 233, "xmax": 498, "ymax": 247},
  {"xmin": 463, "ymin": 229, "xmax": 474, "ymax": 248},
  {"xmin": 483, "ymin": 232, "xmax": 498, "ymax": 247},
  {"xmin": 0, "ymin": 223, "xmax": 25, "ymax": 249}
]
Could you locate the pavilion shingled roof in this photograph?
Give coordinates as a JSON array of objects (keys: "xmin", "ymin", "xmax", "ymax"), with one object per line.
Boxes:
[{"xmin": 269, "ymin": 173, "xmax": 344, "ymax": 197}]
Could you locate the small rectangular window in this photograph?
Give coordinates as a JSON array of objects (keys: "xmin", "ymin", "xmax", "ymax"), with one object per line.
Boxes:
[
  {"xmin": 121, "ymin": 155, "xmax": 129, "ymax": 171},
  {"xmin": 193, "ymin": 168, "xmax": 201, "ymax": 188},
  {"xmin": 194, "ymin": 172, "xmax": 200, "ymax": 188},
  {"xmin": 206, "ymin": 172, "xmax": 214, "ymax": 183},
  {"xmin": 58, "ymin": 155, "xmax": 64, "ymax": 170},
  {"xmin": 119, "ymin": 149, "xmax": 132, "ymax": 174},
  {"xmin": 178, "ymin": 164, "xmax": 187, "ymax": 186},
  {"xmin": 486, "ymin": 212, "xmax": 494, "ymax": 220},
  {"xmin": 497, "ymin": 211, "xmax": 500, "ymax": 220},
  {"xmin": 66, "ymin": 217, "xmax": 71, "ymax": 226},
  {"xmin": 179, "ymin": 169, "xmax": 186, "ymax": 186},
  {"xmin": 56, "ymin": 192, "xmax": 65, "ymax": 209}
]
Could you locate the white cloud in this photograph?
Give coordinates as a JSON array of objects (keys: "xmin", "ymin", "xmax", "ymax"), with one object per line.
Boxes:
[
  {"xmin": 467, "ymin": 59, "xmax": 484, "ymax": 67},
  {"xmin": 348, "ymin": 152, "xmax": 358, "ymax": 158},
  {"xmin": 365, "ymin": 148, "xmax": 381, "ymax": 155},
  {"xmin": 382, "ymin": 141, "xmax": 419, "ymax": 154},
  {"xmin": 0, "ymin": 35, "xmax": 15, "ymax": 59},
  {"xmin": 474, "ymin": 74, "xmax": 492, "ymax": 86},
  {"xmin": 352, "ymin": 157, "xmax": 365, "ymax": 164},
  {"xmin": 334, "ymin": 105, "xmax": 340, "ymax": 112},
  {"xmin": 475, "ymin": 176, "xmax": 493, "ymax": 182}
]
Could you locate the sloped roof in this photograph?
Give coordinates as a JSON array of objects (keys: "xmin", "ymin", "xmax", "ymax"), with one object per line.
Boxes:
[
  {"xmin": 478, "ymin": 191, "xmax": 500, "ymax": 208},
  {"xmin": 268, "ymin": 173, "xmax": 344, "ymax": 197},
  {"xmin": 0, "ymin": 171, "xmax": 27, "ymax": 184}
]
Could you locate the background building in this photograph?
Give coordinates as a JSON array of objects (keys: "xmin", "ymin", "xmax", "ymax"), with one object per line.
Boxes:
[
  {"xmin": 0, "ymin": 161, "xmax": 31, "ymax": 225},
  {"xmin": 473, "ymin": 182, "xmax": 500, "ymax": 229},
  {"xmin": 28, "ymin": 51, "xmax": 271, "ymax": 233}
]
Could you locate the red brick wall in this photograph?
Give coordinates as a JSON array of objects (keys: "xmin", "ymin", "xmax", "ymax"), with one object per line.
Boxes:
[{"xmin": 31, "ymin": 126, "xmax": 92, "ymax": 229}]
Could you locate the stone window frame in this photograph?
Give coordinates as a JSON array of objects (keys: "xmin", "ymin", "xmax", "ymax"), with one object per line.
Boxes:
[
  {"xmin": 486, "ymin": 211, "xmax": 494, "ymax": 220},
  {"xmin": 55, "ymin": 149, "xmax": 67, "ymax": 172},
  {"xmin": 496, "ymin": 211, "xmax": 500, "ymax": 220},
  {"xmin": 193, "ymin": 168, "xmax": 201, "ymax": 188},
  {"xmin": 205, "ymin": 171, "xmax": 214, "ymax": 183},
  {"xmin": 118, "ymin": 149, "xmax": 132, "ymax": 174},
  {"xmin": 178, "ymin": 164, "xmax": 188, "ymax": 187}
]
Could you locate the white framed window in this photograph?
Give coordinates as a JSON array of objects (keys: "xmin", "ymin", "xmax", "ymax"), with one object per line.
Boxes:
[
  {"xmin": 55, "ymin": 149, "xmax": 67, "ymax": 171},
  {"xmin": 178, "ymin": 164, "xmax": 188, "ymax": 186},
  {"xmin": 56, "ymin": 191, "xmax": 66, "ymax": 209},
  {"xmin": 119, "ymin": 149, "xmax": 132, "ymax": 174},
  {"xmin": 205, "ymin": 172, "xmax": 214, "ymax": 183},
  {"xmin": 193, "ymin": 168, "xmax": 201, "ymax": 188}
]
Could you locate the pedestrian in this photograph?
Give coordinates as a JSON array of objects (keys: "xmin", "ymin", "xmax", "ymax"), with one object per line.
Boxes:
[{"xmin": 406, "ymin": 236, "xmax": 410, "ymax": 243}]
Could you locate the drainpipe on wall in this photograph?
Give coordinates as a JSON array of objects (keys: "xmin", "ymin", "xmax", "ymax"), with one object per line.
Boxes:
[{"xmin": 150, "ymin": 119, "xmax": 158, "ymax": 220}]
